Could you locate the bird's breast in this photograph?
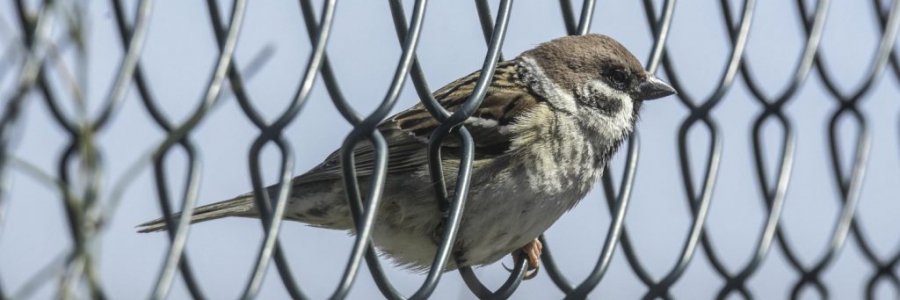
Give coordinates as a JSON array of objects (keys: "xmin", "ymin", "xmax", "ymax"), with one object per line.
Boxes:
[{"xmin": 508, "ymin": 108, "xmax": 608, "ymax": 197}]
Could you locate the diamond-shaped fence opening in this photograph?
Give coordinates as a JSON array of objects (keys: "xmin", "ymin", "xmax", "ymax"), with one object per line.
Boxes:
[{"xmin": 1, "ymin": 0, "xmax": 899, "ymax": 299}]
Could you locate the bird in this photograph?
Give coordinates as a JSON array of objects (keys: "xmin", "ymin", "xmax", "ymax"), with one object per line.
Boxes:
[{"xmin": 137, "ymin": 34, "xmax": 676, "ymax": 279}]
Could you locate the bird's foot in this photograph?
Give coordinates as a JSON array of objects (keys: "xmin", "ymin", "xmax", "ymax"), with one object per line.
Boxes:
[
  {"xmin": 504, "ymin": 238, "xmax": 542, "ymax": 280},
  {"xmin": 521, "ymin": 238, "xmax": 542, "ymax": 280}
]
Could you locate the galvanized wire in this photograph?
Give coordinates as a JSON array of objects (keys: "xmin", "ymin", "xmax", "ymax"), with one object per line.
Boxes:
[{"xmin": 3, "ymin": 1, "xmax": 900, "ymax": 299}]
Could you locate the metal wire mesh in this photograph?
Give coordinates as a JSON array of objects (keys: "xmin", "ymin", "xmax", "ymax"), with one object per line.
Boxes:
[{"xmin": 1, "ymin": 0, "xmax": 900, "ymax": 299}]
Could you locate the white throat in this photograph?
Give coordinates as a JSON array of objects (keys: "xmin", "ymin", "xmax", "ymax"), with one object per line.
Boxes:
[{"xmin": 575, "ymin": 80, "xmax": 635, "ymax": 144}]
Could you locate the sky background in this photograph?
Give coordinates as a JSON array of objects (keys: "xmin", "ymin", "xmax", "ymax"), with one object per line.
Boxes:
[{"xmin": 2, "ymin": 0, "xmax": 900, "ymax": 299}]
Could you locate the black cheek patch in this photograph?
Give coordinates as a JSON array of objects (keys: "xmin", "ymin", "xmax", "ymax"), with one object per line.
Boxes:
[
  {"xmin": 579, "ymin": 90, "xmax": 622, "ymax": 116},
  {"xmin": 594, "ymin": 96, "xmax": 622, "ymax": 116}
]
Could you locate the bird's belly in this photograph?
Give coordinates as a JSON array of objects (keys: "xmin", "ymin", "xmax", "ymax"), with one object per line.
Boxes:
[
  {"xmin": 369, "ymin": 170, "xmax": 582, "ymax": 271},
  {"xmin": 454, "ymin": 184, "xmax": 577, "ymax": 267}
]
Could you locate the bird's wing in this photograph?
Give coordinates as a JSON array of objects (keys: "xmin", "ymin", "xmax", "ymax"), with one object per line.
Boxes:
[{"xmin": 293, "ymin": 60, "xmax": 540, "ymax": 184}]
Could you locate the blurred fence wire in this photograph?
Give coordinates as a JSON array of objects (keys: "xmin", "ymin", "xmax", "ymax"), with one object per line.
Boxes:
[{"xmin": 2, "ymin": 0, "xmax": 900, "ymax": 299}]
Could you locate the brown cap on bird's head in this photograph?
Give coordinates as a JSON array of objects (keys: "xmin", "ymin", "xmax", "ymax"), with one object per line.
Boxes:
[{"xmin": 518, "ymin": 34, "xmax": 675, "ymax": 101}]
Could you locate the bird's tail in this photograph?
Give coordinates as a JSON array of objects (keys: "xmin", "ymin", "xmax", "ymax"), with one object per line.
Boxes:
[{"xmin": 136, "ymin": 195, "xmax": 258, "ymax": 233}]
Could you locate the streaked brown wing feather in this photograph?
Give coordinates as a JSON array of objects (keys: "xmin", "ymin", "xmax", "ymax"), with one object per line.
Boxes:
[
  {"xmin": 293, "ymin": 60, "xmax": 540, "ymax": 184},
  {"xmin": 292, "ymin": 127, "xmax": 427, "ymax": 184}
]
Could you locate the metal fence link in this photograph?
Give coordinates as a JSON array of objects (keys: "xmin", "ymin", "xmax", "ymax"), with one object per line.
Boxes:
[
  {"xmin": 785, "ymin": 1, "xmax": 900, "ymax": 299},
  {"xmin": 868, "ymin": 4, "xmax": 900, "ymax": 300},
  {"xmin": 607, "ymin": 1, "xmax": 756, "ymax": 299},
  {"xmin": 716, "ymin": 0, "xmax": 828, "ymax": 298},
  {"xmin": 3, "ymin": 0, "xmax": 900, "ymax": 299}
]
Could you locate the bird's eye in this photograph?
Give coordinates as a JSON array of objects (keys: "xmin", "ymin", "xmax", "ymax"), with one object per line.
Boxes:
[{"xmin": 609, "ymin": 69, "xmax": 627, "ymax": 84}]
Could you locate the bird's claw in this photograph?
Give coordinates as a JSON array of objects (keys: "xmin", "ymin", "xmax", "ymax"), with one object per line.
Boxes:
[
  {"xmin": 502, "ymin": 261, "xmax": 540, "ymax": 280},
  {"xmin": 504, "ymin": 238, "xmax": 542, "ymax": 280}
]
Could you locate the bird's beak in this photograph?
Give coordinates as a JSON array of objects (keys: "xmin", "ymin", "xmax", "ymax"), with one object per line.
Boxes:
[{"xmin": 635, "ymin": 74, "xmax": 676, "ymax": 100}]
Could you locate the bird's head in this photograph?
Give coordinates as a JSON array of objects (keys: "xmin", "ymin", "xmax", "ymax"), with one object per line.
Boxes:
[
  {"xmin": 518, "ymin": 34, "xmax": 675, "ymax": 103},
  {"xmin": 515, "ymin": 34, "xmax": 675, "ymax": 141}
]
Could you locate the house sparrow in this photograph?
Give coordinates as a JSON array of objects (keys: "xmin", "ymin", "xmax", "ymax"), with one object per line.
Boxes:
[{"xmin": 138, "ymin": 34, "xmax": 675, "ymax": 278}]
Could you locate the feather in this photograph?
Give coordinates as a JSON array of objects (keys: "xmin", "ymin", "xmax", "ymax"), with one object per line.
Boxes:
[
  {"xmin": 136, "ymin": 195, "xmax": 256, "ymax": 233},
  {"xmin": 292, "ymin": 60, "xmax": 541, "ymax": 185}
]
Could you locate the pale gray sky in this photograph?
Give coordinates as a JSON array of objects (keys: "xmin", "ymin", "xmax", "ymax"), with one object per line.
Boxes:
[{"xmin": 1, "ymin": 1, "xmax": 899, "ymax": 299}]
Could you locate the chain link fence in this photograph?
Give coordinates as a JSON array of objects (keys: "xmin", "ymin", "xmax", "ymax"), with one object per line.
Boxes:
[{"xmin": 1, "ymin": 0, "xmax": 900, "ymax": 299}]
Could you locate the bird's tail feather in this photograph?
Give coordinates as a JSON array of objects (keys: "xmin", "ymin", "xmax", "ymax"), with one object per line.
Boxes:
[{"xmin": 136, "ymin": 195, "xmax": 257, "ymax": 233}]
